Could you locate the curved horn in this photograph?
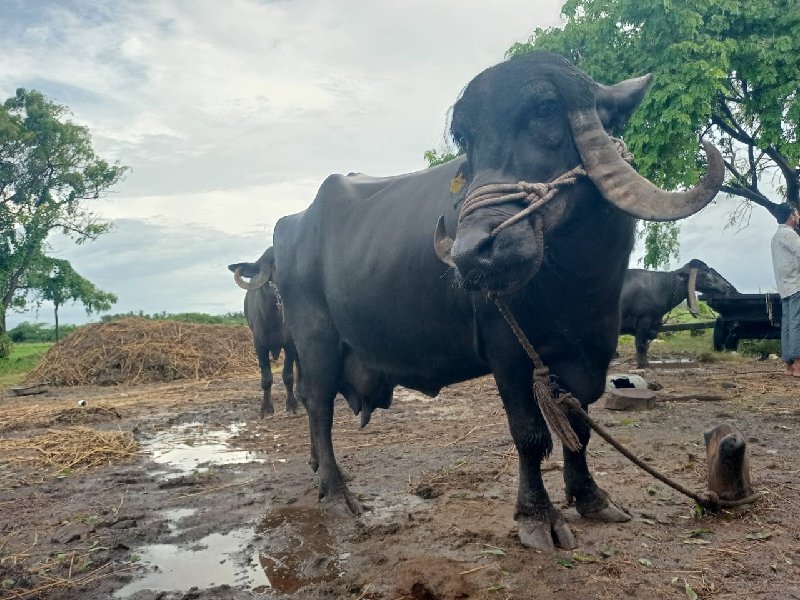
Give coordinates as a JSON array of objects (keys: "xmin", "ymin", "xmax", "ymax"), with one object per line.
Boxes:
[
  {"xmin": 434, "ymin": 215, "xmax": 456, "ymax": 267},
  {"xmin": 687, "ymin": 267, "xmax": 700, "ymax": 316},
  {"xmin": 568, "ymin": 109, "xmax": 724, "ymax": 221},
  {"xmin": 233, "ymin": 266, "xmax": 269, "ymax": 291}
]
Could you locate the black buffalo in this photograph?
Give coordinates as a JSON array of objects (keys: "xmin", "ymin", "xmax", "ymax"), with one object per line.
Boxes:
[
  {"xmin": 272, "ymin": 51, "xmax": 723, "ymax": 550},
  {"xmin": 228, "ymin": 248, "xmax": 300, "ymax": 418},
  {"xmin": 620, "ymin": 259, "xmax": 737, "ymax": 367}
]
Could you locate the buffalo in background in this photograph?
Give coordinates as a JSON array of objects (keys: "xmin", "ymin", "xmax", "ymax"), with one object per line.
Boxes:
[
  {"xmin": 272, "ymin": 51, "xmax": 723, "ymax": 550},
  {"xmin": 619, "ymin": 259, "xmax": 737, "ymax": 367},
  {"xmin": 228, "ymin": 247, "xmax": 301, "ymax": 418}
]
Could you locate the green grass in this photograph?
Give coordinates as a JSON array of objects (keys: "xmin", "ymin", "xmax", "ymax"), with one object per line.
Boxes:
[{"xmin": 0, "ymin": 342, "xmax": 53, "ymax": 388}]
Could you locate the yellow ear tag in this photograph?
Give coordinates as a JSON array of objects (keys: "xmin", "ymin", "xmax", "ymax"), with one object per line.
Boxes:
[{"xmin": 449, "ymin": 173, "xmax": 465, "ymax": 194}]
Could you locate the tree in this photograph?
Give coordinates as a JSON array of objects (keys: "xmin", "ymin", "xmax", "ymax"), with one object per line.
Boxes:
[
  {"xmin": 423, "ymin": 149, "xmax": 459, "ymax": 167},
  {"xmin": 0, "ymin": 88, "xmax": 127, "ymax": 354},
  {"xmin": 509, "ymin": 0, "xmax": 800, "ymax": 267},
  {"xmin": 24, "ymin": 256, "xmax": 117, "ymax": 340}
]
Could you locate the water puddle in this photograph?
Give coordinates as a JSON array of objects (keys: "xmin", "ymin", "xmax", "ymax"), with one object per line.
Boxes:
[
  {"xmin": 256, "ymin": 506, "xmax": 341, "ymax": 594},
  {"xmin": 158, "ymin": 507, "xmax": 197, "ymax": 531},
  {"xmin": 116, "ymin": 508, "xmax": 346, "ymax": 596},
  {"xmin": 114, "ymin": 527, "xmax": 269, "ymax": 597},
  {"xmin": 142, "ymin": 421, "xmax": 264, "ymax": 477}
]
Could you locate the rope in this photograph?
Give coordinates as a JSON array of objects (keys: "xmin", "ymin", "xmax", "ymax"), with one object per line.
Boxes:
[
  {"xmin": 460, "ymin": 166, "xmax": 586, "ymax": 237},
  {"xmin": 492, "ymin": 295, "xmax": 582, "ymax": 452},
  {"xmin": 458, "ymin": 137, "xmax": 632, "ymax": 239},
  {"xmin": 493, "ymin": 295, "xmax": 760, "ymax": 511},
  {"xmin": 468, "ymin": 138, "xmax": 758, "ymax": 510}
]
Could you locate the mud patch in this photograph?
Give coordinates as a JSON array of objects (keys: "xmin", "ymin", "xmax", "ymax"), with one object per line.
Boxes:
[
  {"xmin": 394, "ymin": 556, "xmax": 474, "ymax": 599},
  {"xmin": 256, "ymin": 505, "xmax": 342, "ymax": 594}
]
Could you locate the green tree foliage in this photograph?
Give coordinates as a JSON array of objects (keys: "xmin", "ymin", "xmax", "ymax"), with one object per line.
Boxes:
[
  {"xmin": 8, "ymin": 321, "xmax": 78, "ymax": 343},
  {"xmin": 24, "ymin": 256, "xmax": 117, "ymax": 340},
  {"xmin": 509, "ymin": 0, "xmax": 800, "ymax": 267},
  {"xmin": 423, "ymin": 148, "xmax": 459, "ymax": 167},
  {"xmin": 0, "ymin": 88, "xmax": 127, "ymax": 353},
  {"xmin": 99, "ymin": 311, "xmax": 246, "ymax": 325}
]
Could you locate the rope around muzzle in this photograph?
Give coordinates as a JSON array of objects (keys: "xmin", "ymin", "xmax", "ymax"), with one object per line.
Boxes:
[
  {"xmin": 492, "ymin": 295, "xmax": 760, "ymax": 512},
  {"xmin": 458, "ymin": 138, "xmax": 632, "ymax": 238}
]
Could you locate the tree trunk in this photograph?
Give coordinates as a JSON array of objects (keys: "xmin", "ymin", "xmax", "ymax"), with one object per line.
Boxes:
[{"xmin": 54, "ymin": 304, "xmax": 60, "ymax": 342}]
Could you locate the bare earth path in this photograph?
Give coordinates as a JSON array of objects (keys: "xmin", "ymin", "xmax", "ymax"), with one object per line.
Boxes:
[{"xmin": 1, "ymin": 348, "xmax": 799, "ymax": 599}]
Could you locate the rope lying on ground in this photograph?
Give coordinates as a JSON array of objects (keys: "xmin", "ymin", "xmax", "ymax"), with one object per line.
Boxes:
[{"xmin": 493, "ymin": 295, "xmax": 760, "ymax": 511}]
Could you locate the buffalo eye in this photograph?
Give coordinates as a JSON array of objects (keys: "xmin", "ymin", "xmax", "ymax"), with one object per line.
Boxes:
[
  {"xmin": 453, "ymin": 132, "xmax": 469, "ymax": 151},
  {"xmin": 529, "ymin": 97, "xmax": 558, "ymax": 120}
]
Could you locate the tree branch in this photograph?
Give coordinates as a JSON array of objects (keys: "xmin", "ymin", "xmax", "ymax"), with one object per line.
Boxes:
[{"xmin": 720, "ymin": 184, "xmax": 778, "ymax": 212}]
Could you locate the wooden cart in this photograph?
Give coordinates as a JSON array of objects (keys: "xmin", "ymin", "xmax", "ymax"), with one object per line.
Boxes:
[{"xmin": 700, "ymin": 293, "xmax": 782, "ymax": 351}]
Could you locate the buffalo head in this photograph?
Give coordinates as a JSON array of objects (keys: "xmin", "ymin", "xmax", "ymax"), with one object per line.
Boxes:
[
  {"xmin": 436, "ymin": 52, "xmax": 723, "ymax": 293},
  {"xmin": 679, "ymin": 259, "xmax": 737, "ymax": 315},
  {"xmin": 228, "ymin": 247, "xmax": 274, "ymax": 291}
]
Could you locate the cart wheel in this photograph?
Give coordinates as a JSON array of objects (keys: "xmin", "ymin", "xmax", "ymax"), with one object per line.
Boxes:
[{"xmin": 713, "ymin": 317, "xmax": 739, "ymax": 351}]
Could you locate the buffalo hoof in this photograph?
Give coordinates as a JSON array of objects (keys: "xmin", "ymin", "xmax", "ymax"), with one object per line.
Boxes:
[
  {"xmin": 579, "ymin": 499, "xmax": 631, "ymax": 523},
  {"xmin": 259, "ymin": 400, "xmax": 275, "ymax": 419},
  {"xmin": 518, "ymin": 510, "xmax": 576, "ymax": 551},
  {"xmin": 320, "ymin": 488, "xmax": 365, "ymax": 517}
]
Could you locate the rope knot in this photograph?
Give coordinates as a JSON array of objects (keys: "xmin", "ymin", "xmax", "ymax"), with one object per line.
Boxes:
[
  {"xmin": 519, "ymin": 181, "xmax": 549, "ymax": 197},
  {"xmin": 613, "ymin": 137, "xmax": 633, "ymax": 163}
]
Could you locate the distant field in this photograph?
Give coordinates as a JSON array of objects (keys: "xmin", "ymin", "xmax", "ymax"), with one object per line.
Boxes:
[{"xmin": 0, "ymin": 342, "xmax": 53, "ymax": 388}]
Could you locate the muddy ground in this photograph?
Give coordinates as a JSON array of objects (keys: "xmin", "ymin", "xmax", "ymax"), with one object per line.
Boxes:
[{"xmin": 1, "ymin": 345, "xmax": 799, "ymax": 600}]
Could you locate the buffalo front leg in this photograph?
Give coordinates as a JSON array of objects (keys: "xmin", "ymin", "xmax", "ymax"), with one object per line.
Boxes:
[
  {"xmin": 495, "ymin": 374, "xmax": 576, "ymax": 551},
  {"xmin": 563, "ymin": 402, "xmax": 630, "ymax": 522},
  {"xmin": 633, "ymin": 318, "xmax": 654, "ymax": 368}
]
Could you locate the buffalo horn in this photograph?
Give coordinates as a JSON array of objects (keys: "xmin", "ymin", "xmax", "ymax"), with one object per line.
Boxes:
[
  {"xmin": 567, "ymin": 108, "xmax": 724, "ymax": 221},
  {"xmin": 434, "ymin": 215, "xmax": 456, "ymax": 267},
  {"xmin": 687, "ymin": 267, "xmax": 700, "ymax": 316},
  {"xmin": 233, "ymin": 266, "xmax": 269, "ymax": 291}
]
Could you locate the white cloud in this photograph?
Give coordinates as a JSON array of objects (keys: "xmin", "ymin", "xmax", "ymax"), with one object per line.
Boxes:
[{"xmin": 1, "ymin": 0, "xmax": 781, "ymax": 329}]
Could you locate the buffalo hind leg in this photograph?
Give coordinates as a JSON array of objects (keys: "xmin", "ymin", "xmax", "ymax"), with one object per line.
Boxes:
[
  {"xmin": 563, "ymin": 402, "xmax": 630, "ymax": 522},
  {"xmin": 294, "ymin": 360, "xmax": 319, "ymax": 472},
  {"xmin": 282, "ymin": 342, "xmax": 301, "ymax": 414},
  {"xmin": 295, "ymin": 324, "xmax": 363, "ymax": 516},
  {"xmin": 494, "ymin": 373, "xmax": 576, "ymax": 551},
  {"xmin": 254, "ymin": 340, "xmax": 275, "ymax": 419}
]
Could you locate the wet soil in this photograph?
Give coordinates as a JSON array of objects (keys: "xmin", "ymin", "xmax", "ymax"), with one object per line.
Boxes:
[{"xmin": 1, "ymin": 347, "xmax": 799, "ymax": 599}]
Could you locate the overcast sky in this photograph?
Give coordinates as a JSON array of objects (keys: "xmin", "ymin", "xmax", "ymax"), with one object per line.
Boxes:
[{"xmin": 1, "ymin": 0, "xmax": 782, "ymax": 329}]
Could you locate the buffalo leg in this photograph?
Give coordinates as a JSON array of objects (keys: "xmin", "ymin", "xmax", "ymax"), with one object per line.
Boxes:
[
  {"xmin": 293, "ymin": 359, "xmax": 318, "ymax": 471},
  {"xmin": 292, "ymin": 322, "xmax": 363, "ymax": 515},
  {"xmin": 282, "ymin": 342, "xmax": 301, "ymax": 414},
  {"xmin": 562, "ymin": 403, "xmax": 630, "ymax": 522},
  {"xmin": 253, "ymin": 339, "xmax": 275, "ymax": 418},
  {"xmin": 633, "ymin": 317, "xmax": 654, "ymax": 368},
  {"xmin": 493, "ymin": 370, "xmax": 576, "ymax": 551}
]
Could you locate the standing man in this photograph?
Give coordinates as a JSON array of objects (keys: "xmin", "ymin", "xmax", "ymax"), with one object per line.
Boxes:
[{"xmin": 770, "ymin": 202, "xmax": 800, "ymax": 376}]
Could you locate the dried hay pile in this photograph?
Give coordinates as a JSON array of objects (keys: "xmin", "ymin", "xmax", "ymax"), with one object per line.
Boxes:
[
  {"xmin": 23, "ymin": 318, "xmax": 258, "ymax": 386},
  {"xmin": 0, "ymin": 427, "xmax": 138, "ymax": 485}
]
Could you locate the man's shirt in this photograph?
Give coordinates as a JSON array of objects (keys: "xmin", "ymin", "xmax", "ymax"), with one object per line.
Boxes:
[{"xmin": 771, "ymin": 224, "xmax": 800, "ymax": 298}]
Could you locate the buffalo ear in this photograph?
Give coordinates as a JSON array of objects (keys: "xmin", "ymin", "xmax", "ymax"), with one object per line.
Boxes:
[{"xmin": 596, "ymin": 74, "xmax": 653, "ymax": 134}]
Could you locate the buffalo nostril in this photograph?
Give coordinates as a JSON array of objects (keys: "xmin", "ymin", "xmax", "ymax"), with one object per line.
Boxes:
[{"xmin": 452, "ymin": 234, "xmax": 493, "ymax": 262}]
